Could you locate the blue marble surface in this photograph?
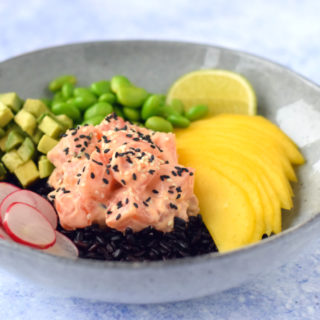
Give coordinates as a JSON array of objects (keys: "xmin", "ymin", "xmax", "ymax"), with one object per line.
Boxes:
[{"xmin": 0, "ymin": 0, "xmax": 320, "ymax": 318}]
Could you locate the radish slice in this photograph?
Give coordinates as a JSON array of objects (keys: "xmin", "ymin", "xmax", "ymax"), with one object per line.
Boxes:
[
  {"xmin": 0, "ymin": 226, "xmax": 11, "ymax": 240},
  {"xmin": 0, "ymin": 190, "xmax": 57, "ymax": 228},
  {"xmin": 43, "ymin": 231, "xmax": 79, "ymax": 259},
  {"xmin": 2, "ymin": 202, "xmax": 56, "ymax": 249},
  {"xmin": 0, "ymin": 182, "xmax": 20, "ymax": 207}
]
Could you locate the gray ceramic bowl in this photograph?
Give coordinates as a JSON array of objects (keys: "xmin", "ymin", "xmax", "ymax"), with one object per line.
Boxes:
[{"xmin": 0, "ymin": 41, "xmax": 319, "ymax": 304}]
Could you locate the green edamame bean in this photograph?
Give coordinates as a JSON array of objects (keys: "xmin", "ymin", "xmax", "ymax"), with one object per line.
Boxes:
[
  {"xmin": 99, "ymin": 92, "xmax": 117, "ymax": 104},
  {"xmin": 185, "ymin": 105, "xmax": 209, "ymax": 121},
  {"xmin": 61, "ymin": 82, "xmax": 74, "ymax": 99},
  {"xmin": 158, "ymin": 105, "xmax": 180, "ymax": 118},
  {"xmin": 141, "ymin": 94, "xmax": 166, "ymax": 120},
  {"xmin": 51, "ymin": 92, "xmax": 65, "ymax": 107},
  {"xmin": 167, "ymin": 114, "xmax": 190, "ymax": 128},
  {"xmin": 113, "ymin": 105, "xmax": 125, "ymax": 118},
  {"xmin": 74, "ymin": 87, "xmax": 95, "ymax": 97},
  {"xmin": 49, "ymin": 75, "xmax": 77, "ymax": 92},
  {"xmin": 145, "ymin": 116, "xmax": 173, "ymax": 133},
  {"xmin": 51, "ymin": 102, "xmax": 81, "ymax": 122},
  {"xmin": 84, "ymin": 102, "xmax": 113, "ymax": 120},
  {"xmin": 90, "ymin": 80, "xmax": 111, "ymax": 96},
  {"xmin": 123, "ymin": 107, "xmax": 141, "ymax": 122},
  {"xmin": 117, "ymin": 86, "xmax": 149, "ymax": 108},
  {"xmin": 73, "ymin": 95, "xmax": 97, "ymax": 111},
  {"xmin": 170, "ymin": 99, "xmax": 184, "ymax": 115},
  {"xmin": 82, "ymin": 115, "xmax": 105, "ymax": 126},
  {"xmin": 110, "ymin": 75, "xmax": 131, "ymax": 93}
]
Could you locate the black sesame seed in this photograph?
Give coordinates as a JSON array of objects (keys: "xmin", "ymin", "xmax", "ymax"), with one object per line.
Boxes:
[
  {"xmin": 90, "ymin": 172, "xmax": 95, "ymax": 179},
  {"xmin": 102, "ymin": 178, "xmax": 109, "ymax": 185},
  {"xmin": 125, "ymin": 198, "xmax": 129, "ymax": 205},
  {"xmin": 189, "ymin": 172, "xmax": 194, "ymax": 176},
  {"xmin": 160, "ymin": 175, "xmax": 170, "ymax": 181},
  {"xmin": 176, "ymin": 194, "xmax": 181, "ymax": 200},
  {"xmin": 168, "ymin": 190, "xmax": 174, "ymax": 194},
  {"xmin": 112, "ymin": 165, "xmax": 119, "ymax": 172},
  {"xmin": 171, "ymin": 171, "xmax": 177, "ymax": 176},
  {"xmin": 143, "ymin": 201, "xmax": 149, "ymax": 207},
  {"xmin": 85, "ymin": 153, "xmax": 90, "ymax": 160},
  {"xmin": 148, "ymin": 170, "xmax": 155, "ymax": 175},
  {"xmin": 121, "ymin": 179, "xmax": 126, "ymax": 185},
  {"xmin": 75, "ymin": 144, "xmax": 82, "ymax": 148},
  {"xmin": 92, "ymin": 159, "xmax": 103, "ymax": 166},
  {"xmin": 84, "ymin": 141, "xmax": 88, "ymax": 147},
  {"xmin": 146, "ymin": 197, "xmax": 151, "ymax": 202},
  {"xmin": 169, "ymin": 203, "xmax": 178, "ymax": 210},
  {"xmin": 117, "ymin": 201, "xmax": 122, "ymax": 209},
  {"xmin": 74, "ymin": 137, "xmax": 79, "ymax": 142},
  {"xmin": 104, "ymin": 148, "xmax": 110, "ymax": 154},
  {"xmin": 63, "ymin": 147, "xmax": 69, "ymax": 155},
  {"xmin": 152, "ymin": 189, "xmax": 159, "ymax": 194},
  {"xmin": 132, "ymin": 173, "xmax": 137, "ymax": 180},
  {"xmin": 133, "ymin": 202, "xmax": 138, "ymax": 208},
  {"xmin": 107, "ymin": 210, "xmax": 112, "ymax": 215},
  {"xmin": 116, "ymin": 214, "xmax": 121, "ymax": 221},
  {"xmin": 176, "ymin": 186, "xmax": 182, "ymax": 193}
]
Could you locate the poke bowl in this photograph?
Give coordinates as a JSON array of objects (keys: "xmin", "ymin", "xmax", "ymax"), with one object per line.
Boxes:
[{"xmin": 0, "ymin": 40, "xmax": 319, "ymax": 304}]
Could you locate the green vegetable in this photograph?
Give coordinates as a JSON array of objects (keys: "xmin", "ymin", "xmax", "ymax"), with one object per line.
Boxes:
[
  {"xmin": 110, "ymin": 75, "xmax": 131, "ymax": 93},
  {"xmin": 84, "ymin": 102, "xmax": 113, "ymax": 120},
  {"xmin": 82, "ymin": 115, "xmax": 105, "ymax": 126},
  {"xmin": 49, "ymin": 75, "xmax": 77, "ymax": 92},
  {"xmin": 185, "ymin": 104, "xmax": 209, "ymax": 121},
  {"xmin": 141, "ymin": 94, "xmax": 165, "ymax": 120},
  {"xmin": 90, "ymin": 80, "xmax": 111, "ymax": 96},
  {"xmin": 113, "ymin": 105, "xmax": 125, "ymax": 118},
  {"xmin": 145, "ymin": 116, "xmax": 173, "ymax": 133},
  {"xmin": 73, "ymin": 95, "xmax": 97, "ymax": 111},
  {"xmin": 61, "ymin": 82, "xmax": 74, "ymax": 99},
  {"xmin": 99, "ymin": 92, "xmax": 117, "ymax": 104},
  {"xmin": 167, "ymin": 114, "xmax": 190, "ymax": 128},
  {"xmin": 117, "ymin": 86, "xmax": 148, "ymax": 108},
  {"xmin": 170, "ymin": 98, "xmax": 184, "ymax": 115},
  {"xmin": 51, "ymin": 102, "xmax": 81, "ymax": 122},
  {"xmin": 123, "ymin": 107, "xmax": 141, "ymax": 122}
]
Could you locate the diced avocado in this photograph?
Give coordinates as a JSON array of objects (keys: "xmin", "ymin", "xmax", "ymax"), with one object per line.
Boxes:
[
  {"xmin": 0, "ymin": 92, "xmax": 22, "ymax": 113},
  {"xmin": 14, "ymin": 160, "xmax": 39, "ymax": 187},
  {"xmin": 0, "ymin": 102, "xmax": 14, "ymax": 128},
  {"xmin": 14, "ymin": 109, "xmax": 37, "ymax": 136},
  {"xmin": 5, "ymin": 130, "xmax": 24, "ymax": 151},
  {"xmin": 23, "ymin": 99, "xmax": 49, "ymax": 118},
  {"xmin": 39, "ymin": 155, "xmax": 47, "ymax": 161},
  {"xmin": 38, "ymin": 115, "xmax": 64, "ymax": 139},
  {"xmin": 55, "ymin": 114, "xmax": 73, "ymax": 129},
  {"xmin": 38, "ymin": 158, "xmax": 54, "ymax": 178},
  {"xmin": 37, "ymin": 135, "xmax": 59, "ymax": 154},
  {"xmin": 17, "ymin": 137, "xmax": 35, "ymax": 162},
  {"xmin": 0, "ymin": 134, "xmax": 8, "ymax": 152},
  {"xmin": 0, "ymin": 128, "xmax": 5, "ymax": 138},
  {"xmin": 31, "ymin": 129, "xmax": 43, "ymax": 144},
  {"xmin": 0, "ymin": 162, "xmax": 7, "ymax": 180},
  {"xmin": 2, "ymin": 150, "xmax": 24, "ymax": 172}
]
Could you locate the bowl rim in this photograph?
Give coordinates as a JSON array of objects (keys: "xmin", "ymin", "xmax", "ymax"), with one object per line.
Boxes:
[{"xmin": 0, "ymin": 39, "xmax": 319, "ymax": 270}]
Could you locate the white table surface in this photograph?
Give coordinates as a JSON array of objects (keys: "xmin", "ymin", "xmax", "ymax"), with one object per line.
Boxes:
[{"xmin": 0, "ymin": 0, "xmax": 320, "ymax": 319}]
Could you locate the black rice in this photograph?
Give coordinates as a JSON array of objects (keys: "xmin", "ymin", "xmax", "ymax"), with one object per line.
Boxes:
[{"xmin": 4, "ymin": 175, "xmax": 219, "ymax": 261}]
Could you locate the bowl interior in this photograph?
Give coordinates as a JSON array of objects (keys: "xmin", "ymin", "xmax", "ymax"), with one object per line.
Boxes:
[{"xmin": 1, "ymin": 41, "xmax": 318, "ymax": 233}]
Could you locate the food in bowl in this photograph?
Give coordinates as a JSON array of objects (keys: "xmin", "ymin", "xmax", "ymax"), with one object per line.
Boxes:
[{"xmin": 0, "ymin": 69, "xmax": 304, "ymax": 260}]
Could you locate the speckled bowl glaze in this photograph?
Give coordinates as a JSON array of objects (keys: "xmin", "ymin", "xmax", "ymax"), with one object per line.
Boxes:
[{"xmin": 0, "ymin": 41, "xmax": 319, "ymax": 304}]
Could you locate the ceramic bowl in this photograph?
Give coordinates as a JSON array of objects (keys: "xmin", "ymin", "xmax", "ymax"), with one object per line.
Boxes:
[{"xmin": 0, "ymin": 41, "xmax": 319, "ymax": 304}]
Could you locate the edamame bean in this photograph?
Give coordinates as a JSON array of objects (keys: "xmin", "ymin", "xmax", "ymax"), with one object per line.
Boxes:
[
  {"xmin": 61, "ymin": 82, "xmax": 74, "ymax": 99},
  {"xmin": 51, "ymin": 102, "xmax": 81, "ymax": 122},
  {"xmin": 82, "ymin": 115, "xmax": 105, "ymax": 126},
  {"xmin": 40, "ymin": 98, "xmax": 52, "ymax": 108},
  {"xmin": 110, "ymin": 75, "xmax": 131, "ymax": 93},
  {"xmin": 158, "ymin": 105, "xmax": 180, "ymax": 118},
  {"xmin": 123, "ymin": 107, "xmax": 141, "ymax": 122},
  {"xmin": 113, "ymin": 105, "xmax": 125, "ymax": 118},
  {"xmin": 49, "ymin": 75, "xmax": 77, "ymax": 92},
  {"xmin": 99, "ymin": 92, "xmax": 117, "ymax": 104},
  {"xmin": 117, "ymin": 86, "xmax": 148, "ymax": 108},
  {"xmin": 74, "ymin": 87, "xmax": 95, "ymax": 97},
  {"xmin": 90, "ymin": 80, "xmax": 111, "ymax": 96},
  {"xmin": 170, "ymin": 99, "xmax": 184, "ymax": 115},
  {"xmin": 51, "ymin": 92, "xmax": 65, "ymax": 107},
  {"xmin": 73, "ymin": 95, "xmax": 97, "ymax": 111},
  {"xmin": 145, "ymin": 116, "xmax": 173, "ymax": 133},
  {"xmin": 141, "ymin": 94, "xmax": 166, "ymax": 120},
  {"xmin": 167, "ymin": 114, "xmax": 190, "ymax": 128},
  {"xmin": 185, "ymin": 105, "xmax": 209, "ymax": 121},
  {"xmin": 84, "ymin": 102, "xmax": 113, "ymax": 120}
]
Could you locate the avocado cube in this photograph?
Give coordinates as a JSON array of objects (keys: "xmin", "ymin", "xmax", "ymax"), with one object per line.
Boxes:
[
  {"xmin": 2, "ymin": 150, "xmax": 24, "ymax": 173},
  {"xmin": 0, "ymin": 134, "xmax": 8, "ymax": 152},
  {"xmin": 38, "ymin": 158, "xmax": 54, "ymax": 178},
  {"xmin": 37, "ymin": 135, "xmax": 59, "ymax": 154},
  {"xmin": 5, "ymin": 130, "xmax": 24, "ymax": 151},
  {"xmin": 23, "ymin": 99, "xmax": 49, "ymax": 118},
  {"xmin": 0, "ymin": 128, "xmax": 5, "ymax": 138},
  {"xmin": 39, "ymin": 155, "xmax": 47, "ymax": 161},
  {"xmin": 55, "ymin": 114, "xmax": 73, "ymax": 129},
  {"xmin": 0, "ymin": 102, "xmax": 14, "ymax": 128},
  {"xmin": 38, "ymin": 115, "xmax": 64, "ymax": 139},
  {"xmin": 14, "ymin": 160, "xmax": 39, "ymax": 187},
  {"xmin": 0, "ymin": 162, "xmax": 7, "ymax": 179},
  {"xmin": 14, "ymin": 109, "xmax": 37, "ymax": 136},
  {"xmin": 0, "ymin": 92, "xmax": 22, "ymax": 113},
  {"xmin": 31, "ymin": 129, "xmax": 43, "ymax": 144},
  {"xmin": 17, "ymin": 137, "xmax": 35, "ymax": 162}
]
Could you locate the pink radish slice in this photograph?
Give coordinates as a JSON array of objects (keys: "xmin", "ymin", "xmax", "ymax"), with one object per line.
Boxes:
[
  {"xmin": 43, "ymin": 231, "xmax": 79, "ymax": 259},
  {"xmin": 0, "ymin": 226, "xmax": 11, "ymax": 240},
  {"xmin": 0, "ymin": 182, "xmax": 20, "ymax": 207},
  {"xmin": 2, "ymin": 202, "xmax": 56, "ymax": 249},
  {"xmin": 0, "ymin": 189, "xmax": 57, "ymax": 229}
]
